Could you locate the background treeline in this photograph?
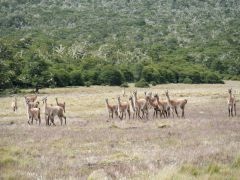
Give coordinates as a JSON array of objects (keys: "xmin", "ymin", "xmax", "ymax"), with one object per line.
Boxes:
[{"xmin": 1, "ymin": 0, "xmax": 240, "ymax": 91}]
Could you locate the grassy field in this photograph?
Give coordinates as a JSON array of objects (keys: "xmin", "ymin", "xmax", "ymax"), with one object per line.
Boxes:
[{"xmin": 1, "ymin": 81, "xmax": 240, "ymax": 179}]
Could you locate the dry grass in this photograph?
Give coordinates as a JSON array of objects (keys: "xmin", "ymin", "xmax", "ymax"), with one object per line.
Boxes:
[{"xmin": 0, "ymin": 81, "xmax": 240, "ymax": 179}]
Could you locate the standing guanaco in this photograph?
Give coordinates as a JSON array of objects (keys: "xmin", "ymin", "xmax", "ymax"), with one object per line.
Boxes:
[
  {"xmin": 11, "ymin": 96, "xmax": 18, "ymax": 112},
  {"xmin": 105, "ymin": 98, "xmax": 118, "ymax": 119},
  {"xmin": 117, "ymin": 96, "xmax": 130, "ymax": 120},
  {"xmin": 227, "ymin": 88, "xmax": 236, "ymax": 117},
  {"xmin": 56, "ymin": 98, "xmax": 66, "ymax": 112},
  {"xmin": 165, "ymin": 90, "xmax": 187, "ymax": 118}
]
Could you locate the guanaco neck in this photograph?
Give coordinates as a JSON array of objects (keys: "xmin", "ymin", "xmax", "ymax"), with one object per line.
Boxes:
[
  {"xmin": 44, "ymin": 100, "xmax": 48, "ymax": 112},
  {"xmin": 155, "ymin": 96, "xmax": 159, "ymax": 104},
  {"xmin": 105, "ymin": 100, "xmax": 111, "ymax": 109},
  {"xmin": 149, "ymin": 97, "xmax": 155, "ymax": 106},
  {"xmin": 130, "ymin": 98, "xmax": 135, "ymax": 111},
  {"xmin": 166, "ymin": 94, "xmax": 171, "ymax": 102},
  {"xmin": 117, "ymin": 98, "xmax": 121, "ymax": 107},
  {"xmin": 133, "ymin": 93, "xmax": 138, "ymax": 108}
]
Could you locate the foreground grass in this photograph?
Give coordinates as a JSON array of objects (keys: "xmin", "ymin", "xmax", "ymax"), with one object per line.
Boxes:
[{"xmin": 136, "ymin": 157, "xmax": 240, "ymax": 180}]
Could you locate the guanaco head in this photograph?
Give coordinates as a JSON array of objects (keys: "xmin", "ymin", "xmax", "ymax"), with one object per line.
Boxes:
[
  {"xmin": 129, "ymin": 95, "xmax": 133, "ymax": 101},
  {"xmin": 35, "ymin": 101, "xmax": 40, "ymax": 107},
  {"xmin": 105, "ymin": 98, "xmax": 108, "ymax": 103},
  {"xmin": 25, "ymin": 96, "xmax": 32, "ymax": 104},
  {"xmin": 145, "ymin": 95, "xmax": 150, "ymax": 102},
  {"xmin": 228, "ymin": 88, "xmax": 232, "ymax": 94},
  {"xmin": 117, "ymin": 96, "xmax": 121, "ymax": 101},
  {"xmin": 42, "ymin": 97, "xmax": 47, "ymax": 104},
  {"xmin": 148, "ymin": 92, "xmax": 152, "ymax": 97},
  {"xmin": 133, "ymin": 90, "xmax": 137, "ymax": 96},
  {"xmin": 165, "ymin": 90, "xmax": 169, "ymax": 97}
]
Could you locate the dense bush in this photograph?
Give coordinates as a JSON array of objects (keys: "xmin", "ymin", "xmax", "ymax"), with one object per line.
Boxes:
[
  {"xmin": 135, "ymin": 79, "xmax": 149, "ymax": 88},
  {"xmin": 120, "ymin": 82, "xmax": 129, "ymax": 88},
  {"xmin": 121, "ymin": 68, "xmax": 134, "ymax": 82},
  {"xmin": 85, "ymin": 81, "xmax": 92, "ymax": 87},
  {"xmin": 69, "ymin": 70, "xmax": 84, "ymax": 86},
  {"xmin": 142, "ymin": 66, "xmax": 159, "ymax": 83},
  {"xmin": 52, "ymin": 69, "xmax": 70, "ymax": 87},
  {"xmin": 183, "ymin": 77, "xmax": 193, "ymax": 84},
  {"xmin": 99, "ymin": 67, "xmax": 124, "ymax": 86}
]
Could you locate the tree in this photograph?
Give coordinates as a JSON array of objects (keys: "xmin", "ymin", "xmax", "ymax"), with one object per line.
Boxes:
[
  {"xmin": 70, "ymin": 70, "xmax": 84, "ymax": 86},
  {"xmin": 52, "ymin": 69, "xmax": 70, "ymax": 87},
  {"xmin": 99, "ymin": 66, "xmax": 124, "ymax": 85},
  {"xmin": 121, "ymin": 68, "xmax": 134, "ymax": 82},
  {"xmin": 142, "ymin": 66, "xmax": 159, "ymax": 83},
  {"xmin": 22, "ymin": 54, "xmax": 52, "ymax": 92}
]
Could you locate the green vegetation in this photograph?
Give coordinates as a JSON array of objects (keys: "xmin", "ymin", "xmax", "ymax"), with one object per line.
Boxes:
[
  {"xmin": 135, "ymin": 79, "xmax": 149, "ymax": 88},
  {"xmin": 0, "ymin": 0, "xmax": 239, "ymax": 92}
]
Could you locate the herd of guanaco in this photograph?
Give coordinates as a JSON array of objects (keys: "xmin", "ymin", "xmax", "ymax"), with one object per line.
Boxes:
[
  {"xmin": 10, "ymin": 88, "xmax": 237, "ymax": 125},
  {"xmin": 11, "ymin": 93, "xmax": 66, "ymax": 126},
  {"xmin": 106, "ymin": 90, "xmax": 188, "ymax": 120},
  {"xmin": 105, "ymin": 88, "xmax": 237, "ymax": 120}
]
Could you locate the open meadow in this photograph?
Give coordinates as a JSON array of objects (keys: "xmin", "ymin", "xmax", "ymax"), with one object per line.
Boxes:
[{"xmin": 1, "ymin": 81, "xmax": 240, "ymax": 179}]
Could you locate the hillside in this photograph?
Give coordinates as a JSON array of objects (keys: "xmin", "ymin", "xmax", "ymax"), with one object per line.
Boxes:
[{"xmin": 0, "ymin": 0, "xmax": 240, "ymax": 90}]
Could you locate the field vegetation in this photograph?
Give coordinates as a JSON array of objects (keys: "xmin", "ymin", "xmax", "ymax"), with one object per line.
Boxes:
[{"xmin": 0, "ymin": 81, "xmax": 240, "ymax": 179}]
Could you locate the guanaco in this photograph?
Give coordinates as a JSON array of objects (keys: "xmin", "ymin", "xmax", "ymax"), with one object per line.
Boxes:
[
  {"xmin": 26, "ymin": 100, "xmax": 41, "ymax": 125},
  {"xmin": 105, "ymin": 98, "xmax": 118, "ymax": 119},
  {"xmin": 154, "ymin": 94, "xmax": 170, "ymax": 118},
  {"xmin": 148, "ymin": 94, "xmax": 163, "ymax": 118},
  {"xmin": 129, "ymin": 95, "xmax": 137, "ymax": 119},
  {"xmin": 55, "ymin": 97, "xmax": 66, "ymax": 112},
  {"xmin": 42, "ymin": 97, "xmax": 66, "ymax": 126},
  {"xmin": 117, "ymin": 96, "xmax": 130, "ymax": 120},
  {"xmin": 165, "ymin": 90, "xmax": 187, "ymax": 118},
  {"xmin": 133, "ymin": 90, "xmax": 149, "ymax": 119},
  {"xmin": 11, "ymin": 96, "xmax": 18, "ymax": 112},
  {"xmin": 227, "ymin": 88, "xmax": 236, "ymax": 117}
]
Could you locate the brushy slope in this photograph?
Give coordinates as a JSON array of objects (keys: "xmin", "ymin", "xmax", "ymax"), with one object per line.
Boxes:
[{"xmin": 0, "ymin": 0, "xmax": 240, "ymax": 90}]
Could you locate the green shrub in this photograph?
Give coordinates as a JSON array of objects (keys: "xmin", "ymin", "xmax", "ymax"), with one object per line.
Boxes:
[
  {"xmin": 121, "ymin": 68, "xmax": 134, "ymax": 82},
  {"xmin": 151, "ymin": 81, "xmax": 157, "ymax": 86},
  {"xmin": 120, "ymin": 82, "xmax": 129, "ymax": 87},
  {"xmin": 207, "ymin": 163, "xmax": 220, "ymax": 174},
  {"xmin": 135, "ymin": 79, "xmax": 149, "ymax": 88},
  {"xmin": 69, "ymin": 70, "xmax": 84, "ymax": 86},
  {"xmin": 99, "ymin": 67, "xmax": 124, "ymax": 86},
  {"xmin": 85, "ymin": 81, "xmax": 92, "ymax": 87},
  {"xmin": 83, "ymin": 70, "xmax": 100, "ymax": 85},
  {"xmin": 232, "ymin": 156, "xmax": 240, "ymax": 168},
  {"xmin": 204, "ymin": 72, "xmax": 224, "ymax": 84},
  {"xmin": 142, "ymin": 66, "xmax": 159, "ymax": 83},
  {"xmin": 231, "ymin": 76, "xmax": 240, "ymax": 81},
  {"xmin": 52, "ymin": 69, "xmax": 70, "ymax": 87},
  {"xmin": 180, "ymin": 164, "xmax": 200, "ymax": 176},
  {"xmin": 183, "ymin": 77, "xmax": 193, "ymax": 84}
]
